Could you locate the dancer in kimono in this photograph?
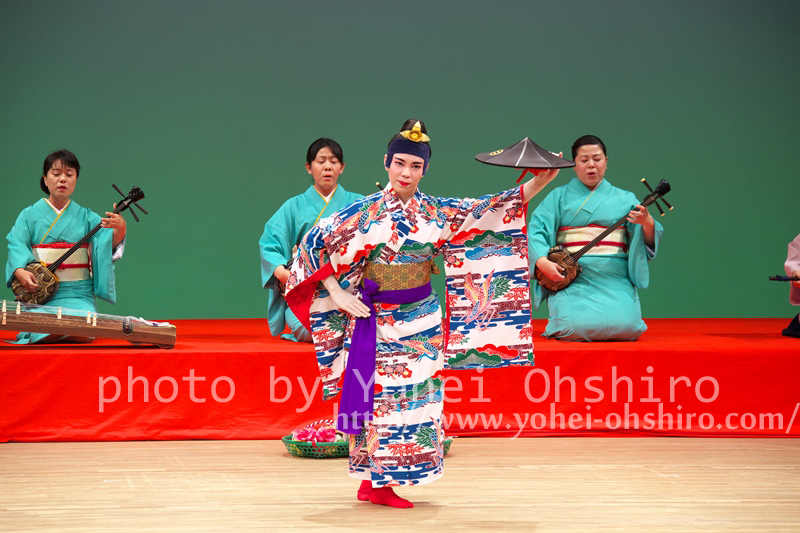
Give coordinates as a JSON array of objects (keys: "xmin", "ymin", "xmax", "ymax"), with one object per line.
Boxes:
[
  {"xmin": 782, "ymin": 233, "xmax": 800, "ymax": 338},
  {"xmin": 286, "ymin": 119, "xmax": 558, "ymax": 508},
  {"xmin": 259, "ymin": 138, "xmax": 362, "ymax": 342},
  {"xmin": 529, "ymin": 135, "xmax": 663, "ymax": 341},
  {"xmin": 6, "ymin": 149, "xmax": 127, "ymax": 344}
]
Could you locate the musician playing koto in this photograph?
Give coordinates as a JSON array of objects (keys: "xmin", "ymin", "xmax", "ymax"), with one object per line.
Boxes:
[
  {"xmin": 259, "ymin": 138, "xmax": 362, "ymax": 342},
  {"xmin": 285, "ymin": 119, "xmax": 557, "ymax": 508},
  {"xmin": 529, "ymin": 135, "xmax": 664, "ymax": 341},
  {"xmin": 5, "ymin": 149, "xmax": 127, "ymax": 344}
]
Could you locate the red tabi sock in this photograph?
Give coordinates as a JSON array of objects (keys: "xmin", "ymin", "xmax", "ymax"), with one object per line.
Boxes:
[
  {"xmin": 357, "ymin": 480, "xmax": 372, "ymax": 501},
  {"xmin": 368, "ymin": 487, "xmax": 414, "ymax": 509}
]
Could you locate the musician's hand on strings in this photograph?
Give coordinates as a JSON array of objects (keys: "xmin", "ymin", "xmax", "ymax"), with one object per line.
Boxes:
[
  {"xmin": 627, "ymin": 205, "xmax": 654, "ymax": 227},
  {"xmin": 101, "ymin": 206, "xmax": 126, "ymax": 231},
  {"xmin": 103, "ymin": 204, "xmax": 127, "ymax": 248},
  {"xmin": 535, "ymin": 257, "xmax": 565, "ymax": 282},
  {"xmin": 14, "ymin": 268, "xmax": 39, "ymax": 292},
  {"xmin": 627, "ymin": 204, "xmax": 657, "ymax": 248}
]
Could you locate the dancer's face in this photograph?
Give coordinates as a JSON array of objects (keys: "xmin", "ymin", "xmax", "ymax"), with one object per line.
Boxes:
[
  {"xmin": 385, "ymin": 153, "xmax": 425, "ymax": 203},
  {"xmin": 573, "ymin": 144, "xmax": 607, "ymax": 190},
  {"xmin": 306, "ymin": 146, "xmax": 345, "ymax": 196}
]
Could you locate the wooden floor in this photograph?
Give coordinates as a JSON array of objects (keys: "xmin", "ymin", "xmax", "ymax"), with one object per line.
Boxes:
[{"xmin": 1, "ymin": 438, "xmax": 799, "ymax": 532}]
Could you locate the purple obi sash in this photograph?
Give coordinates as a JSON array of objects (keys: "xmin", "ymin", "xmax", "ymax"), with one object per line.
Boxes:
[{"xmin": 337, "ymin": 278, "xmax": 432, "ymax": 434}]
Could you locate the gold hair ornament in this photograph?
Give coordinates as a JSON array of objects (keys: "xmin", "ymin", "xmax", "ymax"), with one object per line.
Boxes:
[{"xmin": 399, "ymin": 121, "xmax": 430, "ymax": 143}]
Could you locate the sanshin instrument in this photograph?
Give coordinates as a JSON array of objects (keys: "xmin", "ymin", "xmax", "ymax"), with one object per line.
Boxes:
[
  {"xmin": 0, "ymin": 300, "xmax": 176, "ymax": 348},
  {"xmin": 11, "ymin": 186, "xmax": 146, "ymax": 305},
  {"xmin": 534, "ymin": 179, "xmax": 672, "ymax": 292},
  {"xmin": 770, "ymin": 275, "xmax": 800, "ymax": 282}
]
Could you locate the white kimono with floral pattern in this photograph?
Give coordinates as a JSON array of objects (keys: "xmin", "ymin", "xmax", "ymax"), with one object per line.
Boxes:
[{"xmin": 286, "ymin": 184, "xmax": 533, "ymax": 487}]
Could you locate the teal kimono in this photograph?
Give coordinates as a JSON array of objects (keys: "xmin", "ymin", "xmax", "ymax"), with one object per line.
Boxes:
[
  {"xmin": 528, "ymin": 178, "xmax": 663, "ymax": 341},
  {"xmin": 5, "ymin": 198, "xmax": 119, "ymax": 344},
  {"xmin": 259, "ymin": 184, "xmax": 362, "ymax": 342}
]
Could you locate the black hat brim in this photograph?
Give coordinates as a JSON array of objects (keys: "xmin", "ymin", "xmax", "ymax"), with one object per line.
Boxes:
[{"xmin": 475, "ymin": 137, "xmax": 575, "ymax": 169}]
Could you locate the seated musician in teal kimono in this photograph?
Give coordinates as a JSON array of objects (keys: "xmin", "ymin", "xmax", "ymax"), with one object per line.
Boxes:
[
  {"xmin": 259, "ymin": 138, "xmax": 363, "ymax": 342},
  {"xmin": 5, "ymin": 149, "xmax": 127, "ymax": 344},
  {"xmin": 529, "ymin": 135, "xmax": 664, "ymax": 341}
]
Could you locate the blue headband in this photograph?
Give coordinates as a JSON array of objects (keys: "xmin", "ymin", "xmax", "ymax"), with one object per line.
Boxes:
[{"xmin": 385, "ymin": 138, "xmax": 431, "ymax": 173}]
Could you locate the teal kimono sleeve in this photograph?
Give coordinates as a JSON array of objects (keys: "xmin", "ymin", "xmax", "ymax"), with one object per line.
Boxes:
[
  {"xmin": 526, "ymin": 189, "xmax": 562, "ymax": 309},
  {"xmin": 5, "ymin": 209, "xmax": 36, "ymax": 287},
  {"xmin": 88, "ymin": 212, "xmax": 117, "ymax": 304},
  {"xmin": 258, "ymin": 203, "xmax": 295, "ymax": 337},
  {"xmin": 626, "ymin": 217, "xmax": 663, "ymax": 290}
]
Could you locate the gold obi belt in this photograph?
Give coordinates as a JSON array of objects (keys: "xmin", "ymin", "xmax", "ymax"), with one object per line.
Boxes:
[
  {"xmin": 556, "ymin": 225, "xmax": 628, "ymax": 255},
  {"xmin": 363, "ymin": 260, "xmax": 440, "ymax": 290},
  {"xmin": 32, "ymin": 243, "xmax": 91, "ymax": 281}
]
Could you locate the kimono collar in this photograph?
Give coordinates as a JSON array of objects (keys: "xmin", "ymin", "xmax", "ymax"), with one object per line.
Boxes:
[
  {"xmin": 34, "ymin": 197, "xmax": 77, "ymax": 219},
  {"xmin": 305, "ymin": 184, "xmax": 339, "ymax": 226},
  {"xmin": 571, "ymin": 176, "xmax": 611, "ymax": 195},
  {"xmin": 45, "ymin": 197, "xmax": 71, "ymax": 214},
  {"xmin": 566, "ymin": 177, "xmax": 613, "ymax": 224},
  {"xmin": 33, "ymin": 197, "xmax": 79, "ymax": 244},
  {"xmin": 313, "ymin": 184, "xmax": 337, "ymax": 203},
  {"xmin": 382, "ymin": 183, "xmax": 422, "ymax": 212}
]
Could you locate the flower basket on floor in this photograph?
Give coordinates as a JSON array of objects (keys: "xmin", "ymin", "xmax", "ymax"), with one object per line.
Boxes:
[
  {"xmin": 282, "ymin": 419, "xmax": 348, "ymax": 459},
  {"xmin": 282, "ymin": 419, "xmax": 455, "ymax": 459},
  {"xmin": 281, "ymin": 435, "xmax": 349, "ymax": 458}
]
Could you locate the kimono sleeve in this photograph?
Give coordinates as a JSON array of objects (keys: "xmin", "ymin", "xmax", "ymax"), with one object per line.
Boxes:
[
  {"xmin": 88, "ymin": 210, "xmax": 117, "ymax": 304},
  {"xmin": 112, "ymin": 237, "xmax": 126, "ymax": 262},
  {"xmin": 259, "ymin": 203, "xmax": 295, "ymax": 289},
  {"xmin": 284, "ymin": 194, "xmax": 379, "ymax": 331},
  {"xmin": 623, "ymin": 190, "xmax": 664, "ymax": 290},
  {"xmin": 526, "ymin": 189, "xmax": 563, "ymax": 309},
  {"xmin": 436, "ymin": 186, "xmax": 535, "ymax": 370},
  {"xmin": 283, "ymin": 222, "xmax": 335, "ymax": 332},
  {"xmin": 284, "ymin": 196, "xmax": 381, "ymax": 401},
  {"xmin": 283, "ymin": 217, "xmax": 348, "ymax": 401},
  {"xmin": 786, "ymin": 234, "xmax": 800, "ymax": 305},
  {"xmin": 258, "ymin": 204, "xmax": 299, "ymax": 336},
  {"xmin": 5, "ymin": 209, "xmax": 36, "ymax": 286}
]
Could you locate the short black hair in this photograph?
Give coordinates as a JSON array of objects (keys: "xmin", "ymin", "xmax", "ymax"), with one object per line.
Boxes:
[
  {"xmin": 306, "ymin": 138, "xmax": 344, "ymax": 164},
  {"xmin": 40, "ymin": 149, "xmax": 80, "ymax": 193},
  {"xmin": 571, "ymin": 135, "xmax": 607, "ymax": 160}
]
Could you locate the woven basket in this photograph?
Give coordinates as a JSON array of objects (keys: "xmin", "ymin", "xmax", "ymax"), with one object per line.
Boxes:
[
  {"xmin": 282, "ymin": 435, "xmax": 349, "ymax": 458},
  {"xmin": 282, "ymin": 435, "xmax": 454, "ymax": 458},
  {"xmin": 443, "ymin": 437, "xmax": 453, "ymax": 455}
]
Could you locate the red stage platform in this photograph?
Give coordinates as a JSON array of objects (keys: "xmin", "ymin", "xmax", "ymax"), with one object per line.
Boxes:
[{"xmin": 1, "ymin": 318, "xmax": 797, "ymax": 442}]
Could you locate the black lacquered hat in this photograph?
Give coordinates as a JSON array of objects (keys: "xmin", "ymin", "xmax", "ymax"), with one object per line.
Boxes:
[{"xmin": 475, "ymin": 137, "xmax": 575, "ymax": 169}]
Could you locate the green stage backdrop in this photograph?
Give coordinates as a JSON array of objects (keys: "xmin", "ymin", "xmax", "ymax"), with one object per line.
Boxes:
[{"xmin": 1, "ymin": 1, "xmax": 797, "ymax": 320}]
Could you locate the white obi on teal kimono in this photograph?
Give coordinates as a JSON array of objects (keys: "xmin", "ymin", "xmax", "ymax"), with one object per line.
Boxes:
[
  {"xmin": 259, "ymin": 184, "xmax": 362, "ymax": 342},
  {"xmin": 528, "ymin": 178, "xmax": 663, "ymax": 341},
  {"xmin": 5, "ymin": 198, "xmax": 123, "ymax": 344}
]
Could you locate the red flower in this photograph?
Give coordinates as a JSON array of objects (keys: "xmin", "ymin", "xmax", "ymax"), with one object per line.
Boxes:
[
  {"xmin": 316, "ymin": 428, "xmax": 337, "ymax": 442},
  {"xmin": 292, "ymin": 428, "xmax": 317, "ymax": 442}
]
